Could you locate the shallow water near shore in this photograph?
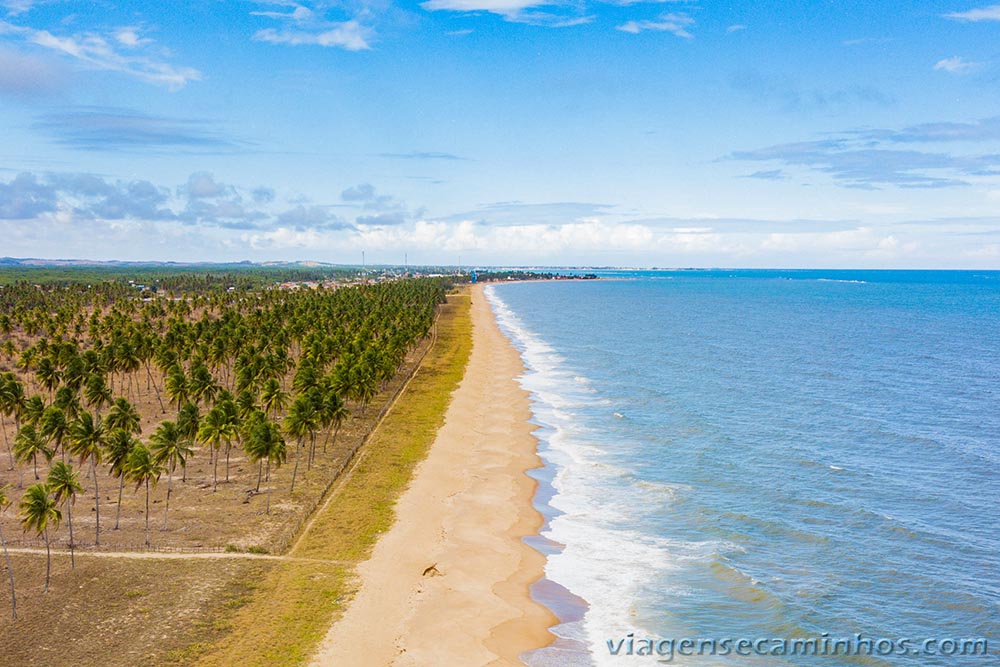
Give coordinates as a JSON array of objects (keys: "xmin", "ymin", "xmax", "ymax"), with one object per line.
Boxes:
[{"xmin": 486, "ymin": 271, "xmax": 1000, "ymax": 667}]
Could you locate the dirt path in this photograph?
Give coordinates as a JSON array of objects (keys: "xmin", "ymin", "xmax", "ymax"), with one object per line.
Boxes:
[{"xmin": 4, "ymin": 547, "xmax": 349, "ymax": 565}]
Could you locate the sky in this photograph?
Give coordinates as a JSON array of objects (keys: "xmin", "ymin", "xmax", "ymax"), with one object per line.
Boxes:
[{"xmin": 1, "ymin": 1, "xmax": 999, "ymax": 268}]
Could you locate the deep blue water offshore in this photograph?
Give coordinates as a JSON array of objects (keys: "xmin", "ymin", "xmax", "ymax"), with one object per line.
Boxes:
[{"xmin": 484, "ymin": 270, "xmax": 1000, "ymax": 667}]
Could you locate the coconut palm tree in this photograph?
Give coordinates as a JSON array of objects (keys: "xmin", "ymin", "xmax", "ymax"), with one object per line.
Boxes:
[
  {"xmin": 125, "ymin": 444, "xmax": 163, "ymax": 547},
  {"xmin": 149, "ymin": 420, "xmax": 192, "ymax": 531},
  {"xmin": 0, "ymin": 484, "xmax": 17, "ymax": 619},
  {"xmin": 245, "ymin": 418, "xmax": 286, "ymax": 513},
  {"xmin": 164, "ymin": 367, "xmax": 189, "ymax": 411},
  {"xmin": 22, "ymin": 395, "xmax": 44, "ymax": 428},
  {"xmin": 19, "ymin": 483, "xmax": 60, "ymax": 593},
  {"xmin": 46, "ymin": 462, "xmax": 82, "ymax": 569},
  {"xmin": 39, "ymin": 406, "xmax": 69, "ymax": 462},
  {"xmin": 260, "ymin": 377, "xmax": 287, "ymax": 419},
  {"xmin": 83, "ymin": 374, "xmax": 112, "ymax": 418},
  {"xmin": 69, "ymin": 411, "xmax": 105, "ymax": 545},
  {"xmin": 13, "ymin": 424, "xmax": 53, "ymax": 481},
  {"xmin": 175, "ymin": 402, "xmax": 200, "ymax": 482},
  {"xmin": 283, "ymin": 394, "xmax": 317, "ymax": 493},
  {"xmin": 189, "ymin": 364, "xmax": 220, "ymax": 408},
  {"xmin": 35, "ymin": 357, "xmax": 60, "ymax": 398},
  {"xmin": 0, "ymin": 374, "xmax": 18, "ymax": 470},
  {"xmin": 316, "ymin": 378, "xmax": 349, "ymax": 455},
  {"xmin": 105, "ymin": 398, "xmax": 142, "ymax": 436},
  {"xmin": 104, "ymin": 429, "xmax": 138, "ymax": 531},
  {"xmin": 53, "ymin": 387, "xmax": 81, "ymax": 422},
  {"xmin": 197, "ymin": 405, "xmax": 235, "ymax": 492}
]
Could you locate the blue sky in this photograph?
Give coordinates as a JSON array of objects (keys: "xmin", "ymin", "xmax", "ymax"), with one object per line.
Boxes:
[{"xmin": 1, "ymin": 0, "xmax": 999, "ymax": 267}]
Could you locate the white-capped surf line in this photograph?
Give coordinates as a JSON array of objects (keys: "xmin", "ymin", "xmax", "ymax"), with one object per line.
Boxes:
[{"xmin": 485, "ymin": 284, "xmax": 709, "ymax": 666}]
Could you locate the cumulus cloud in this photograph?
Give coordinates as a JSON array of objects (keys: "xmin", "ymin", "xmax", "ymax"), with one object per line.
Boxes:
[
  {"xmin": 0, "ymin": 172, "xmax": 58, "ymax": 219},
  {"xmin": 183, "ymin": 172, "xmax": 234, "ymax": 199},
  {"xmin": 340, "ymin": 182, "xmax": 402, "ymax": 212},
  {"xmin": 340, "ymin": 183, "xmax": 377, "ymax": 201},
  {"xmin": 356, "ymin": 211, "xmax": 408, "ymax": 226},
  {"xmin": 1, "ymin": 170, "xmax": 994, "ymax": 267},
  {"xmin": 251, "ymin": 186, "xmax": 276, "ymax": 203},
  {"xmin": 274, "ymin": 204, "xmax": 349, "ymax": 230}
]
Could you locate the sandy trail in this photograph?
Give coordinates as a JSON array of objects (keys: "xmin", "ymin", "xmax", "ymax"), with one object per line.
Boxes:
[
  {"xmin": 308, "ymin": 284, "xmax": 555, "ymax": 667},
  {"xmin": 3, "ymin": 547, "xmax": 347, "ymax": 564}
]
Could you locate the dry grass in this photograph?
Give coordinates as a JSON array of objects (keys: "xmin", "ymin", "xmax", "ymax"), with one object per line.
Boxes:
[{"xmin": 0, "ymin": 552, "xmax": 270, "ymax": 667}]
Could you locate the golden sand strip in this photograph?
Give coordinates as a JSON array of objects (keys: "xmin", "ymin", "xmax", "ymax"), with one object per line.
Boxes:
[{"xmin": 309, "ymin": 284, "xmax": 555, "ymax": 666}]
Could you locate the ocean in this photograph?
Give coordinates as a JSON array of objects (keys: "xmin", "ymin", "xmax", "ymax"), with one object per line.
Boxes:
[{"xmin": 484, "ymin": 270, "xmax": 999, "ymax": 667}]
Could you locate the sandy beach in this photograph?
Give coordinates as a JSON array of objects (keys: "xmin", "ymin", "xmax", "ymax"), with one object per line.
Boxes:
[{"xmin": 309, "ymin": 284, "xmax": 556, "ymax": 667}]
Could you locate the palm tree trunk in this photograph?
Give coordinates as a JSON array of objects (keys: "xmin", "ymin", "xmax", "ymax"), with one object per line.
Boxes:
[
  {"xmin": 256, "ymin": 461, "xmax": 262, "ymax": 492},
  {"xmin": 92, "ymin": 463, "xmax": 100, "ymax": 546},
  {"xmin": 212, "ymin": 447, "xmax": 219, "ymax": 492},
  {"xmin": 43, "ymin": 528, "xmax": 50, "ymax": 594},
  {"xmin": 290, "ymin": 437, "xmax": 302, "ymax": 492},
  {"xmin": 114, "ymin": 476, "xmax": 124, "ymax": 530},
  {"xmin": 145, "ymin": 363, "xmax": 166, "ymax": 414},
  {"xmin": 266, "ymin": 460, "xmax": 271, "ymax": 514},
  {"xmin": 1, "ymin": 419, "xmax": 13, "ymax": 470},
  {"xmin": 0, "ymin": 521, "xmax": 16, "ymax": 619},
  {"xmin": 144, "ymin": 478, "xmax": 150, "ymax": 546},
  {"xmin": 162, "ymin": 467, "xmax": 172, "ymax": 531},
  {"xmin": 66, "ymin": 500, "xmax": 75, "ymax": 569},
  {"xmin": 224, "ymin": 441, "xmax": 231, "ymax": 483}
]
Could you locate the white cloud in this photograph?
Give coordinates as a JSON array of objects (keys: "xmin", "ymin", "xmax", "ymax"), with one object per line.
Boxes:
[
  {"xmin": 420, "ymin": 0, "xmax": 542, "ymax": 11},
  {"xmin": 726, "ymin": 24, "xmax": 747, "ymax": 33},
  {"xmin": 114, "ymin": 26, "xmax": 153, "ymax": 49},
  {"xmin": 617, "ymin": 13, "xmax": 694, "ymax": 38},
  {"xmin": 0, "ymin": 20, "xmax": 200, "ymax": 90},
  {"xmin": 420, "ymin": 0, "xmax": 591, "ymax": 27},
  {"xmin": 254, "ymin": 20, "xmax": 371, "ymax": 50},
  {"xmin": 250, "ymin": 2, "xmax": 374, "ymax": 50},
  {"xmin": 933, "ymin": 56, "xmax": 980, "ymax": 74},
  {"xmin": 1, "ymin": 0, "xmax": 36, "ymax": 15},
  {"xmin": 944, "ymin": 4, "xmax": 1000, "ymax": 21}
]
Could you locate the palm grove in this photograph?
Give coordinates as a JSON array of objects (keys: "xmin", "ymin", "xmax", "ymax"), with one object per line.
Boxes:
[{"xmin": 0, "ymin": 275, "xmax": 447, "ymax": 615}]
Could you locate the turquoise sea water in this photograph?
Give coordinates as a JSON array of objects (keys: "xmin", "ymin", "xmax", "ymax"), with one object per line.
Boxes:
[{"xmin": 484, "ymin": 271, "xmax": 999, "ymax": 667}]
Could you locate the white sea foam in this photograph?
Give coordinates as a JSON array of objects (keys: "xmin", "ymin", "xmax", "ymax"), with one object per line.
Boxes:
[{"xmin": 485, "ymin": 285, "xmax": 722, "ymax": 666}]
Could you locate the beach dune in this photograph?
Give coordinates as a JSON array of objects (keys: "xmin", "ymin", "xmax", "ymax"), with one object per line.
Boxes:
[{"xmin": 309, "ymin": 284, "xmax": 555, "ymax": 666}]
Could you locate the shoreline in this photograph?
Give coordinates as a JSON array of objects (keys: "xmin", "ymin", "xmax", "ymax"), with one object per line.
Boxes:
[{"xmin": 309, "ymin": 284, "xmax": 557, "ymax": 666}]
